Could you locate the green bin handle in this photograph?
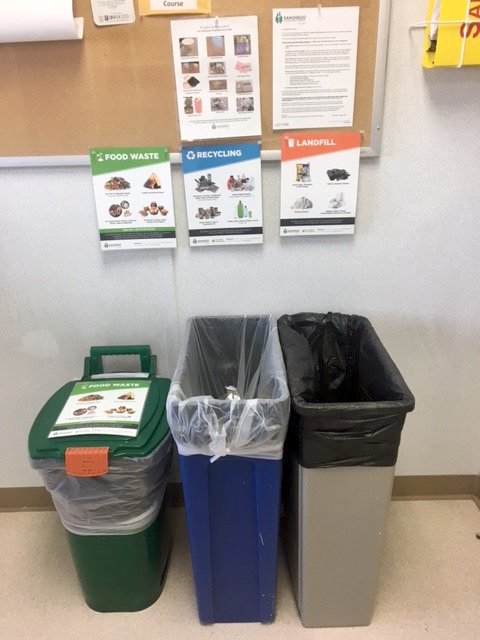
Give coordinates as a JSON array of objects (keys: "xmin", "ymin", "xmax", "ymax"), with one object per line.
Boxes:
[{"xmin": 83, "ymin": 345, "xmax": 157, "ymax": 379}]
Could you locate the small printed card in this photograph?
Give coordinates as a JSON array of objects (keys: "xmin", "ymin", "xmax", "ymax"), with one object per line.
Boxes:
[{"xmin": 90, "ymin": 0, "xmax": 135, "ymax": 26}]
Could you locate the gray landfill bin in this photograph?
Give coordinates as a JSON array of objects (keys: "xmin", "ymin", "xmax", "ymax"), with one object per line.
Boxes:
[{"xmin": 278, "ymin": 313, "xmax": 415, "ymax": 628}]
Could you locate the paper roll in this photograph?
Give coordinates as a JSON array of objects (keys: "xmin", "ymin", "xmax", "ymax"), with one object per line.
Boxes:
[{"xmin": 0, "ymin": 0, "xmax": 84, "ymax": 43}]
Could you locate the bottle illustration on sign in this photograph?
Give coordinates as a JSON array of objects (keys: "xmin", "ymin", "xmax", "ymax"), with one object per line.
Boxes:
[
  {"xmin": 227, "ymin": 174, "xmax": 255, "ymax": 192},
  {"xmin": 236, "ymin": 201, "xmax": 253, "ymax": 219},
  {"xmin": 194, "ymin": 98, "xmax": 202, "ymax": 114}
]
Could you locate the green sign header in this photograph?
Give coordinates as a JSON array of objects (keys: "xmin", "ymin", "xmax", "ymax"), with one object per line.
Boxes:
[{"xmin": 90, "ymin": 147, "xmax": 170, "ymax": 175}]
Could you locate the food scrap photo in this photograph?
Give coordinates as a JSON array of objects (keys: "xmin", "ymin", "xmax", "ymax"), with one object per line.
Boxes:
[
  {"xmin": 179, "ymin": 37, "xmax": 198, "ymax": 57},
  {"xmin": 208, "ymin": 61, "xmax": 226, "ymax": 75},
  {"xmin": 105, "ymin": 406, "xmax": 136, "ymax": 416},
  {"xmin": 108, "ymin": 204, "xmax": 123, "ymax": 218},
  {"xmin": 236, "ymin": 97, "xmax": 254, "ymax": 112},
  {"xmin": 206, "ymin": 35, "xmax": 225, "ymax": 57},
  {"xmin": 139, "ymin": 202, "xmax": 169, "ymax": 216},
  {"xmin": 209, "ymin": 79, "xmax": 227, "ymax": 92},
  {"xmin": 236, "ymin": 80, "xmax": 253, "ymax": 94},
  {"xmin": 118, "ymin": 392, "xmax": 135, "ymax": 400},
  {"xmin": 234, "ymin": 35, "xmax": 251, "ymax": 56},
  {"xmin": 184, "ymin": 97, "xmax": 194, "ymax": 115},
  {"xmin": 211, "ymin": 97, "xmax": 229, "ymax": 112},
  {"xmin": 183, "ymin": 75, "xmax": 201, "ymax": 89},
  {"xmin": 143, "ymin": 173, "xmax": 161, "ymax": 189},
  {"xmin": 78, "ymin": 394, "xmax": 104, "ymax": 402},
  {"xmin": 149, "ymin": 202, "xmax": 160, "ymax": 215},
  {"xmin": 104, "ymin": 176, "xmax": 130, "ymax": 190},
  {"xmin": 181, "ymin": 61, "xmax": 200, "ymax": 74},
  {"xmin": 235, "ymin": 59, "xmax": 252, "ymax": 73}
]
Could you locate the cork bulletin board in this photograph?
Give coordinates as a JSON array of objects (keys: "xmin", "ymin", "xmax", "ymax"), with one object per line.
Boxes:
[{"xmin": 0, "ymin": 0, "xmax": 390, "ymax": 160}]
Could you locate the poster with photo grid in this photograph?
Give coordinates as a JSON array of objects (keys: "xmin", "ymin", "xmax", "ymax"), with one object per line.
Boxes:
[{"xmin": 171, "ymin": 15, "xmax": 261, "ymax": 141}]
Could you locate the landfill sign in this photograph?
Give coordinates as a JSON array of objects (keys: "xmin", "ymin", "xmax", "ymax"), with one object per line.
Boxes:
[{"xmin": 280, "ymin": 132, "xmax": 360, "ymax": 236}]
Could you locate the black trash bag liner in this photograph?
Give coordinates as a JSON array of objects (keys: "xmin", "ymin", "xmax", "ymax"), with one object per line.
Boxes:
[{"xmin": 277, "ymin": 313, "xmax": 415, "ymax": 468}]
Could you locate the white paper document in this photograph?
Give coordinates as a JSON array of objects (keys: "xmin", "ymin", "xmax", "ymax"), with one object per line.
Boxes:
[
  {"xmin": 0, "ymin": 0, "xmax": 84, "ymax": 43},
  {"xmin": 171, "ymin": 16, "xmax": 261, "ymax": 141},
  {"xmin": 272, "ymin": 7, "xmax": 359, "ymax": 130}
]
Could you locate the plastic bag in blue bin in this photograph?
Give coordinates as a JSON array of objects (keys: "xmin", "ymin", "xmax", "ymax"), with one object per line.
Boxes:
[{"xmin": 167, "ymin": 316, "xmax": 290, "ymax": 461}]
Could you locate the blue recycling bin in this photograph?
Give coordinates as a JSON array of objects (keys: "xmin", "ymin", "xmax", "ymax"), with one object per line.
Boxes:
[
  {"xmin": 180, "ymin": 454, "xmax": 283, "ymax": 623},
  {"xmin": 167, "ymin": 316, "xmax": 290, "ymax": 624}
]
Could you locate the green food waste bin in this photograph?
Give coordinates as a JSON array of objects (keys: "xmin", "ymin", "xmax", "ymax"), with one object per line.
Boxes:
[{"xmin": 28, "ymin": 346, "xmax": 173, "ymax": 612}]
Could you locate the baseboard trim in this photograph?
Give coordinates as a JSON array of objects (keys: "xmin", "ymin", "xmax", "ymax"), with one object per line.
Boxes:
[
  {"xmin": 0, "ymin": 486, "xmax": 54, "ymax": 510},
  {"xmin": 1, "ymin": 475, "xmax": 479, "ymax": 511},
  {"xmin": 392, "ymin": 474, "xmax": 480, "ymax": 498}
]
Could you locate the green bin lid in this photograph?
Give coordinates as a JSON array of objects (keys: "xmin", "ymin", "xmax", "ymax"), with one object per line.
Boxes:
[{"xmin": 28, "ymin": 346, "xmax": 170, "ymax": 461}]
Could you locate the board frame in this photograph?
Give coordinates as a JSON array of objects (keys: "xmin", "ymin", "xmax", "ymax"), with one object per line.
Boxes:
[{"xmin": 0, "ymin": 0, "xmax": 391, "ymax": 167}]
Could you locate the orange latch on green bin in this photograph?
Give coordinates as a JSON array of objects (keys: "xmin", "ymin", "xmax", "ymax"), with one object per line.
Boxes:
[{"xmin": 65, "ymin": 447, "xmax": 109, "ymax": 477}]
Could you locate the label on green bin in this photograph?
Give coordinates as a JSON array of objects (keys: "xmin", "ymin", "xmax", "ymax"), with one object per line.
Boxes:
[{"xmin": 48, "ymin": 380, "xmax": 151, "ymax": 439}]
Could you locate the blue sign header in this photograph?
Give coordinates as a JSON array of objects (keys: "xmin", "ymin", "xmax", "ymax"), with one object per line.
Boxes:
[{"xmin": 182, "ymin": 143, "xmax": 260, "ymax": 173}]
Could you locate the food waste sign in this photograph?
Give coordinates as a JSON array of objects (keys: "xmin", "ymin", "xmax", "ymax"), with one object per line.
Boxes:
[
  {"xmin": 89, "ymin": 147, "xmax": 177, "ymax": 251},
  {"xmin": 49, "ymin": 380, "xmax": 151, "ymax": 438}
]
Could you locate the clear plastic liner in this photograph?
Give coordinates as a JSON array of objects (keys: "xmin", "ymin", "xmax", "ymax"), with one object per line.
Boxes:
[
  {"xmin": 30, "ymin": 434, "xmax": 173, "ymax": 536},
  {"xmin": 167, "ymin": 316, "xmax": 290, "ymax": 461}
]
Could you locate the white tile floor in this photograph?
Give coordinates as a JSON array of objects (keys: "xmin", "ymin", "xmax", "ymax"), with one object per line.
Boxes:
[{"xmin": 1, "ymin": 500, "xmax": 479, "ymax": 640}]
